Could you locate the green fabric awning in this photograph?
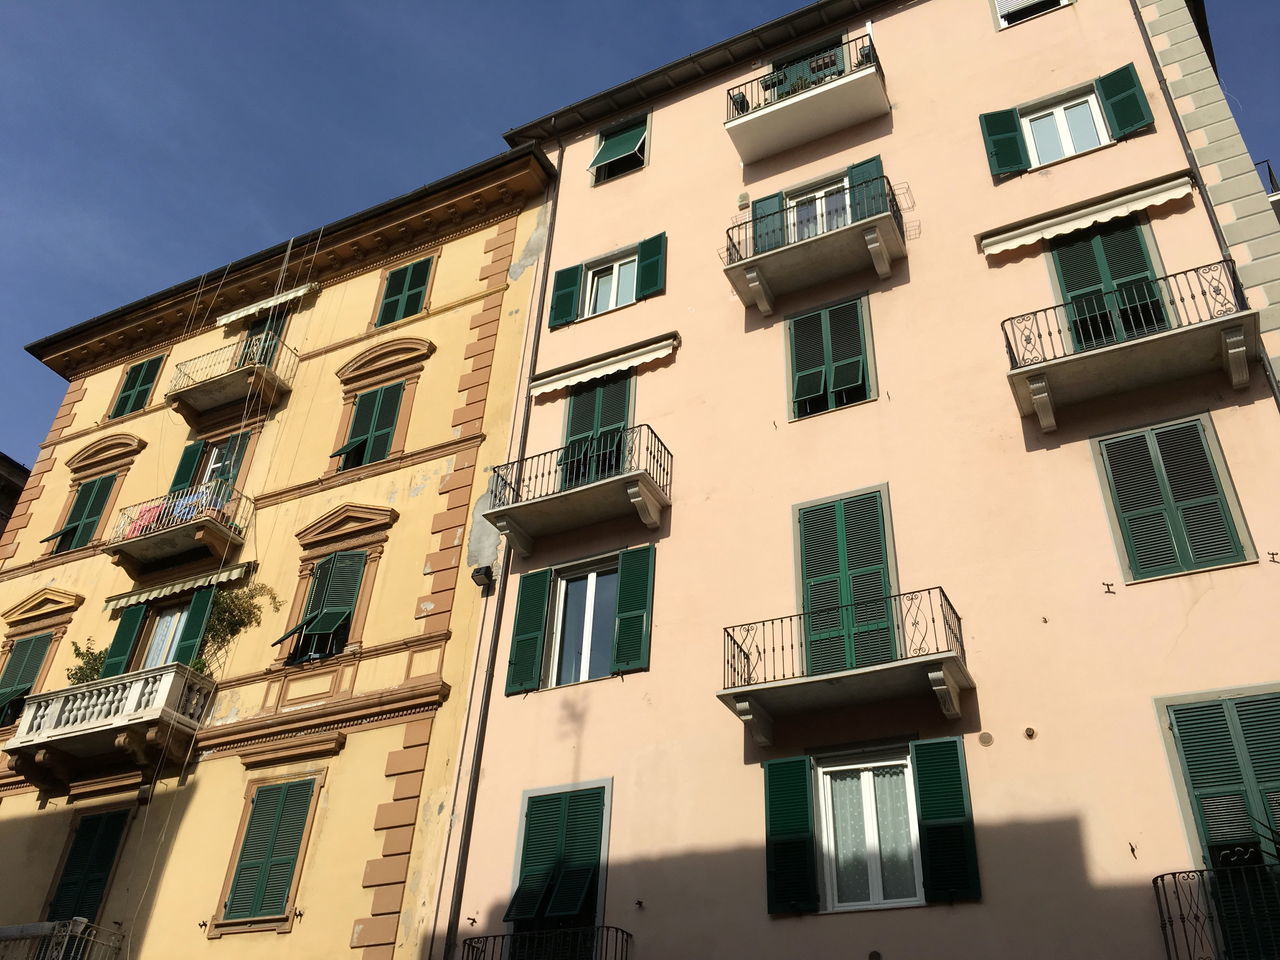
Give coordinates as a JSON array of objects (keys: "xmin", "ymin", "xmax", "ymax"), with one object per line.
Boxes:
[{"xmin": 588, "ymin": 122, "xmax": 646, "ymax": 170}]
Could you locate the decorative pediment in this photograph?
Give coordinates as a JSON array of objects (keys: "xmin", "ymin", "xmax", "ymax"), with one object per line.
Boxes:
[
  {"xmin": 65, "ymin": 434, "xmax": 146, "ymax": 477},
  {"xmin": 336, "ymin": 338, "xmax": 434, "ymax": 391},
  {"xmin": 3, "ymin": 588, "xmax": 85, "ymax": 627},
  {"xmin": 296, "ymin": 503, "xmax": 399, "ymax": 553}
]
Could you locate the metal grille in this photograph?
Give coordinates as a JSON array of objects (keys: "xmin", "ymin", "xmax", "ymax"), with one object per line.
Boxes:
[
  {"xmin": 169, "ymin": 333, "xmax": 298, "ymax": 392},
  {"xmin": 725, "ymin": 33, "xmax": 876, "ymax": 121},
  {"xmin": 1154, "ymin": 865, "xmax": 1280, "ymax": 960},
  {"xmin": 460, "ymin": 927, "xmax": 632, "ymax": 960},
  {"xmin": 107, "ymin": 480, "xmax": 252, "ymax": 545},
  {"xmin": 0, "ymin": 920, "xmax": 124, "ymax": 960}
]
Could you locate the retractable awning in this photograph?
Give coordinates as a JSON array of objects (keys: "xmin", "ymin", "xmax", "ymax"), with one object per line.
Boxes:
[
  {"xmin": 215, "ymin": 284, "xmax": 318, "ymax": 327},
  {"xmin": 104, "ymin": 562, "xmax": 253, "ymax": 611},
  {"xmin": 530, "ymin": 333, "xmax": 680, "ymax": 397}
]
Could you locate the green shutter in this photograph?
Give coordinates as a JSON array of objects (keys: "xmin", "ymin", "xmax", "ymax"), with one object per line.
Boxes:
[
  {"xmin": 170, "ymin": 441, "xmax": 206, "ymax": 493},
  {"xmin": 634, "ymin": 233, "xmax": 667, "ymax": 300},
  {"xmin": 549, "ymin": 265, "xmax": 583, "ymax": 329},
  {"xmin": 506, "ymin": 570, "xmax": 550, "ymax": 695},
  {"xmin": 49, "ymin": 473, "xmax": 116, "ymax": 553},
  {"xmin": 99, "ymin": 604, "xmax": 147, "ymax": 679},
  {"xmin": 752, "ymin": 192, "xmax": 785, "ymax": 256},
  {"xmin": 544, "ymin": 787, "xmax": 606, "ymax": 918},
  {"xmin": 170, "ymin": 586, "xmax": 216, "ymax": 667},
  {"xmin": 979, "ymin": 109, "xmax": 1030, "ymax": 176},
  {"xmin": 1053, "ymin": 219, "xmax": 1161, "ymax": 350},
  {"xmin": 588, "ymin": 120, "xmax": 646, "ymax": 170},
  {"xmin": 827, "ymin": 300, "xmax": 866, "ymax": 394},
  {"xmin": 378, "ymin": 258, "xmax": 432, "ymax": 327},
  {"xmin": 225, "ymin": 779, "xmax": 315, "ymax": 920},
  {"xmin": 242, "ymin": 313, "xmax": 286, "ymax": 367},
  {"xmin": 365, "ymin": 382, "xmax": 404, "ymax": 465},
  {"xmin": 790, "ymin": 312, "xmax": 827, "ymax": 415},
  {"xmin": 0, "ymin": 632, "xmax": 52, "ymax": 717},
  {"xmin": 1101, "ymin": 432, "xmax": 1181, "ymax": 578},
  {"xmin": 505, "ymin": 793, "xmax": 564, "ymax": 921},
  {"xmin": 1233, "ymin": 696, "xmax": 1280, "ymax": 845},
  {"xmin": 763, "ymin": 757, "xmax": 818, "ymax": 914},
  {"xmin": 110, "ymin": 356, "xmax": 164, "ymax": 419},
  {"xmin": 562, "ymin": 376, "xmax": 630, "ymax": 489},
  {"xmin": 791, "ymin": 300, "xmax": 867, "ymax": 418},
  {"xmin": 842, "ymin": 491, "xmax": 894, "ymax": 666},
  {"xmin": 47, "ymin": 809, "xmax": 129, "ymax": 923},
  {"xmin": 911, "ymin": 737, "xmax": 981, "ymax": 902},
  {"xmin": 292, "ymin": 551, "xmax": 366, "ymax": 662},
  {"xmin": 799, "ymin": 502, "xmax": 847, "ymax": 674},
  {"xmin": 273, "ymin": 557, "xmax": 333, "ymax": 649},
  {"xmin": 611, "ymin": 545, "xmax": 655, "ymax": 674},
  {"xmin": 1096, "ymin": 63, "xmax": 1154, "ymax": 139},
  {"xmin": 847, "ymin": 156, "xmax": 886, "ymax": 220},
  {"xmin": 1154, "ymin": 421, "xmax": 1243, "ymax": 568},
  {"xmin": 1170, "ymin": 701, "xmax": 1259, "ymax": 863},
  {"xmin": 335, "ymin": 386, "xmax": 395, "ymax": 470}
]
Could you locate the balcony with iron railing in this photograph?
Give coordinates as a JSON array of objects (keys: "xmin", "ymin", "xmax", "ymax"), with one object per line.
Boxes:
[
  {"xmin": 461, "ymin": 926, "xmax": 632, "ymax": 960},
  {"xmin": 101, "ymin": 479, "xmax": 252, "ymax": 576},
  {"xmin": 482, "ymin": 425, "xmax": 671, "ymax": 557},
  {"xmin": 3, "ymin": 662, "xmax": 214, "ymax": 791},
  {"xmin": 721, "ymin": 177, "xmax": 905, "ymax": 316},
  {"xmin": 718, "ymin": 586, "xmax": 972, "ymax": 746},
  {"xmin": 0, "ymin": 919, "xmax": 124, "ymax": 960},
  {"xmin": 165, "ymin": 333, "xmax": 297, "ymax": 426},
  {"xmin": 1002, "ymin": 261, "xmax": 1261, "ymax": 432},
  {"xmin": 724, "ymin": 33, "xmax": 888, "ymax": 163},
  {"xmin": 1153, "ymin": 864, "xmax": 1280, "ymax": 960}
]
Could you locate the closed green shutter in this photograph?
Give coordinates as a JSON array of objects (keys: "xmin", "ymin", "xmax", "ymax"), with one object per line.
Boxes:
[
  {"xmin": 170, "ymin": 586, "xmax": 217, "ymax": 667},
  {"xmin": 847, "ymin": 156, "xmax": 886, "ymax": 221},
  {"xmin": 799, "ymin": 501, "xmax": 847, "ymax": 674},
  {"xmin": 549, "ymin": 265, "xmax": 584, "ymax": 329},
  {"xmin": 611, "ymin": 545, "xmax": 655, "ymax": 674},
  {"xmin": 99, "ymin": 605, "xmax": 147, "ymax": 679},
  {"xmin": 505, "ymin": 794, "xmax": 564, "ymax": 922},
  {"xmin": 506, "ymin": 570, "xmax": 551, "ymax": 695},
  {"xmin": 1096, "ymin": 63, "xmax": 1154, "ymax": 139},
  {"xmin": 561, "ymin": 375, "xmax": 631, "ymax": 489},
  {"xmin": 1052, "ymin": 218, "xmax": 1163, "ymax": 349},
  {"xmin": 1154, "ymin": 422, "xmax": 1243, "ymax": 568},
  {"xmin": 979, "ymin": 109, "xmax": 1030, "ymax": 176},
  {"xmin": 44, "ymin": 474, "xmax": 116, "ymax": 553},
  {"xmin": 377, "ymin": 258, "xmax": 432, "ymax": 327},
  {"xmin": 544, "ymin": 788, "xmax": 606, "ymax": 918},
  {"xmin": 763, "ymin": 756, "xmax": 818, "ymax": 914},
  {"xmin": 47, "ymin": 809, "xmax": 129, "ymax": 923},
  {"xmin": 634, "ymin": 233, "xmax": 667, "ymax": 300},
  {"xmin": 170, "ymin": 441, "xmax": 206, "ymax": 493},
  {"xmin": 790, "ymin": 300, "xmax": 867, "ymax": 418},
  {"xmin": 334, "ymin": 383, "xmax": 402, "ymax": 470},
  {"xmin": 752, "ymin": 192, "xmax": 785, "ymax": 256},
  {"xmin": 0, "ymin": 632, "xmax": 52, "ymax": 719},
  {"xmin": 790, "ymin": 312, "xmax": 828, "ymax": 413},
  {"xmin": 224, "ymin": 779, "xmax": 315, "ymax": 920},
  {"xmin": 1171, "ymin": 700, "xmax": 1260, "ymax": 864},
  {"xmin": 110, "ymin": 356, "xmax": 164, "ymax": 419},
  {"xmin": 911, "ymin": 737, "xmax": 981, "ymax": 902}
]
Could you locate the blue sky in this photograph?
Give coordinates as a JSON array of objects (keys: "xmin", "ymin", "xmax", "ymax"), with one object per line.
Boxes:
[{"xmin": 1, "ymin": 0, "xmax": 1275, "ymax": 466}]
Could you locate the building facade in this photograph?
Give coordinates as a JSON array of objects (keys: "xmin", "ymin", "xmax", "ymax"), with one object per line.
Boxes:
[
  {"xmin": 0, "ymin": 147, "xmax": 551, "ymax": 959},
  {"xmin": 449, "ymin": 1, "xmax": 1280, "ymax": 959}
]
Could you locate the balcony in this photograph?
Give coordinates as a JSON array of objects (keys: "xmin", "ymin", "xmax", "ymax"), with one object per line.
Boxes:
[
  {"xmin": 165, "ymin": 334, "xmax": 297, "ymax": 427},
  {"xmin": 722, "ymin": 177, "xmax": 905, "ymax": 316},
  {"xmin": 461, "ymin": 927, "xmax": 632, "ymax": 960},
  {"xmin": 0, "ymin": 919, "xmax": 124, "ymax": 959},
  {"xmin": 4, "ymin": 662, "xmax": 214, "ymax": 792},
  {"xmin": 724, "ymin": 34, "xmax": 888, "ymax": 164},
  {"xmin": 1153, "ymin": 864, "xmax": 1280, "ymax": 960},
  {"xmin": 482, "ymin": 425, "xmax": 671, "ymax": 557},
  {"xmin": 101, "ymin": 480, "xmax": 252, "ymax": 576},
  {"xmin": 718, "ymin": 586, "xmax": 972, "ymax": 746},
  {"xmin": 1002, "ymin": 261, "xmax": 1261, "ymax": 432}
]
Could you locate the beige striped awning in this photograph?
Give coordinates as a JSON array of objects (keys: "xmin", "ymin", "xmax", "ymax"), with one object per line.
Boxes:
[
  {"xmin": 103, "ymin": 563, "xmax": 254, "ymax": 611},
  {"xmin": 215, "ymin": 284, "xmax": 318, "ymax": 327}
]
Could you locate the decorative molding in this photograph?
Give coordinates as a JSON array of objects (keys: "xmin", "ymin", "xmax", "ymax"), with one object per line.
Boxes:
[
  {"xmin": 237, "ymin": 730, "xmax": 347, "ymax": 769},
  {"xmin": 335, "ymin": 337, "xmax": 435, "ymax": 392},
  {"xmin": 864, "ymin": 226, "xmax": 891, "ymax": 280},
  {"xmin": 64, "ymin": 434, "xmax": 146, "ymax": 478},
  {"xmin": 211, "ymin": 630, "xmax": 449, "ymax": 693},
  {"xmin": 1221, "ymin": 325, "xmax": 1250, "ymax": 389},
  {"xmin": 733, "ymin": 696, "xmax": 774, "ymax": 747},
  {"xmin": 627, "ymin": 479, "xmax": 664, "ymax": 530},
  {"xmin": 743, "ymin": 267, "xmax": 774, "ymax": 316},
  {"xmin": 929, "ymin": 667, "xmax": 962, "ymax": 720},
  {"xmin": 0, "ymin": 542, "xmax": 101, "ymax": 584},
  {"xmin": 2, "ymin": 588, "xmax": 84, "ymax": 628},
  {"xmin": 1028, "ymin": 375, "xmax": 1057, "ymax": 433},
  {"xmin": 296, "ymin": 503, "xmax": 399, "ymax": 554},
  {"xmin": 37, "ymin": 401, "xmax": 166, "ymax": 453}
]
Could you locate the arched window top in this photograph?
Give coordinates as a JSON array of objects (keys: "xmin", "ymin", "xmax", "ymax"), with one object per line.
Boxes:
[
  {"xmin": 335, "ymin": 338, "xmax": 434, "ymax": 392},
  {"xmin": 64, "ymin": 434, "xmax": 146, "ymax": 478}
]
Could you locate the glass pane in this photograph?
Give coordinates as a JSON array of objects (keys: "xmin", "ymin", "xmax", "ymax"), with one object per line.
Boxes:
[
  {"xmin": 824, "ymin": 189, "xmax": 849, "ymax": 232},
  {"xmin": 1029, "ymin": 113, "xmax": 1065, "ymax": 165},
  {"xmin": 873, "ymin": 766, "xmax": 917, "ymax": 900},
  {"xmin": 616, "ymin": 260, "xmax": 637, "ymax": 307},
  {"xmin": 828, "ymin": 770, "xmax": 871, "ymax": 904},
  {"xmin": 1064, "ymin": 100, "xmax": 1102, "ymax": 152},
  {"xmin": 590, "ymin": 269, "xmax": 614, "ymax": 316},
  {"xmin": 585, "ymin": 569, "xmax": 619, "ymax": 680},
  {"xmin": 795, "ymin": 198, "xmax": 818, "ymax": 241},
  {"xmin": 201, "ymin": 443, "xmax": 227, "ymax": 485},
  {"xmin": 556, "ymin": 576, "xmax": 589, "ymax": 685},
  {"xmin": 143, "ymin": 604, "xmax": 189, "ymax": 669}
]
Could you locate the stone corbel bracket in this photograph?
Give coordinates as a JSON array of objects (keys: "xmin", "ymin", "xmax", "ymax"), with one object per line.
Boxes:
[
  {"xmin": 1221, "ymin": 325, "xmax": 1250, "ymax": 389},
  {"xmin": 733, "ymin": 696, "xmax": 774, "ymax": 747},
  {"xmin": 864, "ymin": 226, "xmax": 891, "ymax": 280}
]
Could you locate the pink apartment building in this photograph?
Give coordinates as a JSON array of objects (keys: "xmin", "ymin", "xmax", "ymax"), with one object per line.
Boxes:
[{"xmin": 435, "ymin": 0, "xmax": 1280, "ymax": 957}]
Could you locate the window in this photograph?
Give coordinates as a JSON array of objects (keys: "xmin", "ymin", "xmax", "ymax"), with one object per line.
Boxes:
[
  {"xmin": 789, "ymin": 299, "xmax": 871, "ymax": 418},
  {"xmin": 562, "ymin": 374, "xmax": 630, "ymax": 489},
  {"xmin": 222, "ymin": 778, "xmax": 316, "ymax": 923},
  {"xmin": 548, "ymin": 235, "xmax": 666, "ymax": 329},
  {"xmin": 996, "ymin": 0, "xmax": 1068, "ymax": 28},
  {"xmin": 100, "ymin": 586, "xmax": 217, "ymax": 678},
  {"xmin": 41, "ymin": 473, "xmax": 116, "ymax": 554},
  {"xmin": 751, "ymin": 156, "xmax": 886, "ymax": 256},
  {"xmin": 506, "ymin": 546, "xmax": 655, "ymax": 695},
  {"xmin": 274, "ymin": 551, "xmax": 366, "ymax": 664},
  {"xmin": 47, "ymin": 809, "xmax": 129, "ymax": 923},
  {"xmin": 1097, "ymin": 418, "xmax": 1248, "ymax": 582},
  {"xmin": 376, "ymin": 257, "xmax": 433, "ymax": 327},
  {"xmin": 763, "ymin": 738, "xmax": 979, "ymax": 915},
  {"xmin": 0, "ymin": 632, "xmax": 52, "ymax": 725},
  {"xmin": 979, "ymin": 63, "xmax": 1154, "ymax": 176},
  {"xmin": 504, "ymin": 787, "xmax": 606, "ymax": 929},
  {"xmin": 332, "ymin": 382, "xmax": 403, "ymax": 471},
  {"xmin": 109, "ymin": 355, "xmax": 165, "ymax": 419},
  {"xmin": 171, "ymin": 432, "xmax": 251, "ymax": 494},
  {"xmin": 589, "ymin": 117, "xmax": 647, "ymax": 184}
]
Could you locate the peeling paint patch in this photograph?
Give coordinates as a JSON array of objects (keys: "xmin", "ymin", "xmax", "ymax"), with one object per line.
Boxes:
[{"xmin": 508, "ymin": 204, "xmax": 549, "ymax": 281}]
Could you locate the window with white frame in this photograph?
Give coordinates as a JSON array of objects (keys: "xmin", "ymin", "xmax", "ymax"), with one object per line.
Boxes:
[
  {"xmin": 1021, "ymin": 91, "xmax": 1109, "ymax": 166},
  {"xmin": 996, "ymin": 0, "xmax": 1068, "ymax": 28},
  {"xmin": 816, "ymin": 753, "xmax": 924, "ymax": 910},
  {"xmin": 585, "ymin": 255, "xmax": 638, "ymax": 317},
  {"xmin": 788, "ymin": 178, "xmax": 850, "ymax": 242},
  {"xmin": 550, "ymin": 562, "xmax": 619, "ymax": 686}
]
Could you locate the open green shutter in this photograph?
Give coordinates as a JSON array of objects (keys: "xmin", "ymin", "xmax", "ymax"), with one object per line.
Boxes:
[
  {"xmin": 1101, "ymin": 433, "xmax": 1182, "ymax": 579},
  {"xmin": 799, "ymin": 502, "xmax": 848, "ymax": 674},
  {"xmin": 826, "ymin": 300, "xmax": 866, "ymax": 394},
  {"xmin": 505, "ymin": 793, "xmax": 565, "ymax": 921},
  {"xmin": 47, "ymin": 809, "xmax": 129, "ymax": 923},
  {"xmin": 320, "ymin": 551, "xmax": 366, "ymax": 616},
  {"xmin": 549, "ymin": 265, "xmax": 583, "ymax": 329},
  {"xmin": 589, "ymin": 121, "xmax": 646, "ymax": 170},
  {"xmin": 506, "ymin": 570, "xmax": 550, "ymax": 695},
  {"xmin": 752, "ymin": 192, "xmax": 785, "ymax": 256},
  {"xmin": 635, "ymin": 233, "xmax": 667, "ymax": 300},
  {"xmin": 52, "ymin": 474, "xmax": 116, "ymax": 553},
  {"xmin": 99, "ymin": 605, "xmax": 147, "ymax": 679},
  {"xmin": 611, "ymin": 545, "xmax": 654, "ymax": 674},
  {"xmin": 336, "ymin": 389, "xmax": 379, "ymax": 469},
  {"xmin": 763, "ymin": 757, "xmax": 818, "ymax": 914},
  {"xmin": 790, "ymin": 312, "xmax": 828, "ymax": 415},
  {"xmin": 273, "ymin": 558, "xmax": 332, "ymax": 648},
  {"xmin": 1170, "ymin": 701, "xmax": 1259, "ymax": 863},
  {"xmin": 979, "ymin": 109, "xmax": 1030, "ymax": 176},
  {"xmin": 1096, "ymin": 63, "xmax": 1154, "ymax": 139},
  {"xmin": 170, "ymin": 441, "xmax": 206, "ymax": 493},
  {"xmin": 847, "ymin": 156, "xmax": 886, "ymax": 220},
  {"xmin": 365, "ymin": 382, "xmax": 404, "ymax": 465},
  {"xmin": 564, "ymin": 385, "xmax": 597, "ymax": 448},
  {"xmin": 0, "ymin": 632, "xmax": 52, "ymax": 717},
  {"xmin": 170, "ymin": 586, "xmax": 216, "ymax": 667},
  {"xmin": 1154, "ymin": 422, "xmax": 1243, "ymax": 569},
  {"xmin": 911, "ymin": 737, "xmax": 981, "ymax": 902},
  {"xmin": 545, "ymin": 788, "xmax": 605, "ymax": 917}
]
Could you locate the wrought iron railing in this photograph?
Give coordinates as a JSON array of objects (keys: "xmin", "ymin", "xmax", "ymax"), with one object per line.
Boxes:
[
  {"xmin": 169, "ymin": 333, "xmax": 298, "ymax": 393},
  {"xmin": 0, "ymin": 918, "xmax": 124, "ymax": 959},
  {"xmin": 1153, "ymin": 864, "xmax": 1280, "ymax": 960},
  {"xmin": 722, "ymin": 176, "xmax": 901, "ymax": 265},
  {"xmin": 489, "ymin": 425, "xmax": 672, "ymax": 509},
  {"xmin": 460, "ymin": 927, "xmax": 632, "ymax": 960},
  {"xmin": 723, "ymin": 586, "xmax": 962, "ymax": 689},
  {"xmin": 1002, "ymin": 260, "xmax": 1244, "ymax": 368},
  {"xmin": 107, "ymin": 480, "xmax": 252, "ymax": 544},
  {"xmin": 725, "ymin": 33, "xmax": 877, "ymax": 121},
  {"xmin": 1256, "ymin": 159, "xmax": 1279, "ymax": 195}
]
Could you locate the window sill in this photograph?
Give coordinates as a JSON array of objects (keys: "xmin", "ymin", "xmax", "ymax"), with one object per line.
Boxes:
[
  {"xmin": 997, "ymin": 0, "xmax": 1071, "ymax": 30},
  {"xmin": 818, "ymin": 898, "xmax": 926, "ymax": 915},
  {"xmin": 206, "ymin": 913, "xmax": 295, "ymax": 938},
  {"xmin": 590, "ymin": 163, "xmax": 648, "ymax": 189},
  {"xmin": 565, "ymin": 301, "xmax": 639, "ymax": 329},
  {"xmin": 1027, "ymin": 138, "xmax": 1116, "ymax": 173},
  {"xmin": 372, "ymin": 307, "xmax": 431, "ymax": 332},
  {"xmin": 1125, "ymin": 556, "xmax": 1257, "ymax": 587},
  {"xmin": 789, "ymin": 394, "xmax": 878, "ymax": 424}
]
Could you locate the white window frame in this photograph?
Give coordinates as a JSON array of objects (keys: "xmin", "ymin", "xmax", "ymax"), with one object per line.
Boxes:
[
  {"xmin": 583, "ymin": 254, "xmax": 639, "ymax": 318},
  {"xmin": 997, "ymin": 0, "xmax": 1069, "ymax": 29},
  {"xmin": 786, "ymin": 177, "xmax": 850, "ymax": 242},
  {"xmin": 199, "ymin": 438, "xmax": 236, "ymax": 486},
  {"xmin": 815, "ymin": 753, "xmax": 925, "ymax": 912},
  {"xmin": 547, "ymin": 560, "xmax": 619, "ymax": 688},
  {"xmin": 1020, "ymin": 91, "xmax": 1110, "ymax": 168},
  {"xmin": 140, "ymin": 598, "xmax": 192, "ymax": 670}
]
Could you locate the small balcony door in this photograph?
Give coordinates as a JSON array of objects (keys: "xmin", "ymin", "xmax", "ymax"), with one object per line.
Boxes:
[{"xmin": 560, "ymin": 375, "xmax": 631, "ymax": 491}]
